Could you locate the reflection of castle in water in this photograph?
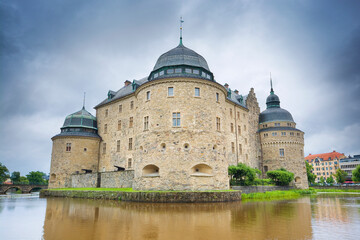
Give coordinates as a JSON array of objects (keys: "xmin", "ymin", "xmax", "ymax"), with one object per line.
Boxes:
[
  {"xmin": 312, "ymin": 196, "xmax": 349, "ymax": 223},
  {"xmin": 43, "ymin": 198, "xmax": 312, "ymax": 240}
]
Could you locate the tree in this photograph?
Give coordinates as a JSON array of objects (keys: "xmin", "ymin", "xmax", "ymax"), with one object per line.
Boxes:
[
  {"xmin": 228, "ymin": 163, "xmax": 261, "ymax": 186},
  {"xmin": 19, "ymin": 176, "xmax": 29, "ymax": 184},
  {"xmin": 319, "ymin": 176, "xmax": 325, "ymax": 185},
  {"xmin": 352, "ymin": 165, "xmax": 360, "ymax": 182},
  {"xmin": 266, "ymin": 168, "xmax": 294, "ymax": 186},
  {"xmin": 334, "ymin": 169, "xmax": 347, "ymax": 184},
  {"xmin": 305, "ymin": 161, "xmax": 316, "ymax": 185},
  {"xmin": 26, "ymin": 171, "xmax": 47, "ymax": 185},
  {"xmin": 0, "ymin": 162, "xmax": 10, "ymax": 183},
  {"xmin": 10, "ymin": 171, "xmax": 21, "ymax": 183},
  {"xmin": 326, "ymin": 175, "xmax": 335, "ymax": 184}
]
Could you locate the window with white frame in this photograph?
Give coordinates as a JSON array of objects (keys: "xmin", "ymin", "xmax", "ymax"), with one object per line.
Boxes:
[{"xmin": 172, "ymin": 112, "xmax": 180, "ymax": 127}]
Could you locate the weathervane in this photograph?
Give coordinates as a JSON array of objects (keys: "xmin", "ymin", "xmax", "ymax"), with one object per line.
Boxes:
[
  {"xmin": 83, "ymin": 92, "xmax": 86, "ymax": 109},
  {"xmin": 180, "ymin": 17, "xmax": 184, "ymax": 45},
  {"xmin": 270, "ymin": 72, "xmax": 274, "ymax": 93}
]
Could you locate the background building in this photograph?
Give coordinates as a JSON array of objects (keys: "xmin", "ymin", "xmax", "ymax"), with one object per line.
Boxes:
[
  {"xmin": 305, "ymin": 151, "xmax": 346, "ymax": 182},
  {"xmin": 340, "ymin": 155, "xmax": 360, "ymax": 182}
]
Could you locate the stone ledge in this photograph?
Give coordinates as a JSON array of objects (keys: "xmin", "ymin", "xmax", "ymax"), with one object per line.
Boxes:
[{"xmin": 40, "ymin": 190, "xmax": 241, "ymax": 203}]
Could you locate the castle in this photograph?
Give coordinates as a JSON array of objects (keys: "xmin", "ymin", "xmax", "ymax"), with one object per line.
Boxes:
[{"xmin": 49, "ymin": 33, "xmax": 308, "ymax": 190}]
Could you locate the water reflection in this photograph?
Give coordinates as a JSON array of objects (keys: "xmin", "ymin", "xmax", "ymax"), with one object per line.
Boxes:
[{"xmin": 43, "ymin": 198, "xmax": 312, "ymax": 240}]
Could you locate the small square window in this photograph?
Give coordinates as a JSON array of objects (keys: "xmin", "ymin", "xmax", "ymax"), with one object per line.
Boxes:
[
  {"xmin": 168, "ymin": 87, "xmax": 174, "ymax": 97},
  {"xmin": 216, "ymin": 93, "xmax": 219, "ymax": 102},
  {"xmin": 195, "ymin": 87, "xmax": 200, "ymax": 97},
  {"xmin": 172, "ymin": 112, "xmax": 181, "ymax": 127}
]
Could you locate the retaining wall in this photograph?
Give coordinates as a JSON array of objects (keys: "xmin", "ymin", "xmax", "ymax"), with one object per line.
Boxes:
[
  {"xmin": 232, "ymin": 185, "xmax": 294, "ymax": 194},
  {"xmin": 71, "ymin": 173, "xmax": 99, "ymax": 188},
  {"xmin": 100, "ymin": 171, "xmax": 134, "ymax": 188},
  {"xmin": 40, "ymin": 190, "xmax": 242, "ymax": 203}
]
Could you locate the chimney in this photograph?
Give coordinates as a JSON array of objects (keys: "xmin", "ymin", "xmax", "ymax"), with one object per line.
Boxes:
[
  {"xmin": 124, "ymin": 80, "xmax": 131, "ymax": 86},
  {"xmin": 234, "ymin": 89, "xmax": 239, "ymax": 94},
  {"xmin": 224, "ymin": 83, "xmax": 229, "ymax": 88}
]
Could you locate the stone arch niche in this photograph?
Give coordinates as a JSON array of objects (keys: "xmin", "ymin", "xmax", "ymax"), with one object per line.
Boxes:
[
  {"xmin": 191, "ymin": 164, "xmax": 213, "ymax": 177},
  {"xmin": 142, "ymin": 164, "xmax": 160, "ymax": 177},
  {"xmin": 50, "ymin": 173, "xmax": 56, "ymax": 183},
  {"xmin": 295, "ymin": 177, "xmax": 301, "ymax": 183}
]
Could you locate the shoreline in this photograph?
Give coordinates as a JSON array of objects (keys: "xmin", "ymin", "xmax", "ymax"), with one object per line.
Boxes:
[{"xmin": 40, "ymin": 189, "xmax": 242, "ymax": 203}]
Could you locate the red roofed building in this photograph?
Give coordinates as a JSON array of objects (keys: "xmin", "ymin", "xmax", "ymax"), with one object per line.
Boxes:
[{"xmin": 305, "ymin": 151, "xmax": 346, "ymax": 182}]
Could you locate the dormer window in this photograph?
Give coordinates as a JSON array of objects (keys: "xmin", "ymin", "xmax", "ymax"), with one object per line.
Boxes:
[{"xmin": 159, "ymin": 70, "xmax": 164, "ymax": 76}]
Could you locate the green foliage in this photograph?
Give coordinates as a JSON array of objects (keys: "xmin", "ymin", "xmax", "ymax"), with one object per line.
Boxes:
[
  {"xmin": 0, "ymin": 162, "xmax": 10, "ymax": 183},
  {"xmin": 228, "ymin": 163, "xmax": 261, "ymax": 186},
  {"xmin": 252, "ymin": 178, "xmax": 274, "ymax": 186},
  {"xmin": 26, "ymin": 171, "xmax": 47, "ymax": 185},
  {"xmin": 334, "ymin": 169, "xmax": 347, "ymax": 184},
  {"xmin": 19, "ymin": 176, "xmax": 29, "ymax": 184},
  {"xmin": 326, "ymin": 175, "xmax": 335, "ymax": 184},
  {"xmin": 320, "ymin": 176, "xmax": 325, "ymax": 185},
  {"xmin": 10, "ymin": 171, "xmax": 21, "ymax": 183},
  {"xmin": 266, "ymin": 168, "xmax": 294, "ymax": 186},
  {"xmin": 352, "ymin": 165, "xmax": 360, "ymax": 182},
  {"xmin": 305, "ymin": 161, "xmax": 316, "ymax": 185}
]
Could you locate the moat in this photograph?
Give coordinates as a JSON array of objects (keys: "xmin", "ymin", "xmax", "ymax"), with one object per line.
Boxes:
[{"xmin": 1, "ymin": 194, "xmax": 360, "ymax": 240}]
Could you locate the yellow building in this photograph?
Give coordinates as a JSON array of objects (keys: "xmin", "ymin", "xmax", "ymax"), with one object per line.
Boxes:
[{"xmin": 305, "ymin": 151, "xmax": 346, "ymax": 182}]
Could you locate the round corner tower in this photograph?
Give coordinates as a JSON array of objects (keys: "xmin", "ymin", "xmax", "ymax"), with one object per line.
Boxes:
[
  {"xmin": 49, "ymin": 107, "xmax": 100, "ymax": 188},
  {"xmin": 259, "ymin": 83, "xmax": 308, "ymax": 189}
]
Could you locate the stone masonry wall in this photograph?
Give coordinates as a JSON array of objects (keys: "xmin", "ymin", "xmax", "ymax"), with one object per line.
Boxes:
[
  {"xmin": 71, "ymin": 173, "xmax": 99, "ymax": 188},
  {"xmin": 260, "ymin": 122, "xmax": 308, "ymax": 189},
  {"xmin": 49, "ymin": 136, "xmax": 100, "ymax": 188},
  {"xmin": 100, "ymin": 170, "xmax": 134, "ymax": 188}
]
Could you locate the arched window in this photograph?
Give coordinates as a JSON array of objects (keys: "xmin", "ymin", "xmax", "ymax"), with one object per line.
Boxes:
[
  {"xmin": 142, "ymin": 165, "xmax": 160, "ymax": 177},
  {"xmin": 191, "ymin": 164, "xmax": 213, "ymax": 177}
]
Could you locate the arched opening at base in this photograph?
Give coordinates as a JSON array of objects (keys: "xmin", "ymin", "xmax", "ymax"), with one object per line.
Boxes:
[
  {"xmin": 295, "ymin": 177, "xmax": 301, "ymax": 183},
  {"xmin": 5, "ymin": 187, "xmax": 22, "ymax": 194},
  {"xmin": 30, "ymin": 187, "xmax": 42, "ymax": 193},
  {"xmin": 191, "ymin": 164, "xmax": 213, "ymax": 177},
  {"xmin": 142, "ymin": 164, "xmax": 160, "ymax": 177}
]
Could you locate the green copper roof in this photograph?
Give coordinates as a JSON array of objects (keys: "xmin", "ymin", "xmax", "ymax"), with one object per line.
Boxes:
[{"xmin": 62, "ymin": 107, "xmax": 97, "ymax": 130}]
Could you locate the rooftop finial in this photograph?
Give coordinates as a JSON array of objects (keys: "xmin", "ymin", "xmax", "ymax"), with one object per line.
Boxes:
[
  {"xmin": 180, "ymin": 17, "xmax": 184, "ymax": 45},
  {"xmin": 270, "ymin": 72, "xmax": 274, "ymax": 94},
  {"xmin": 82, "ymin": 92, "xmax": 86, "ymax": 109}
]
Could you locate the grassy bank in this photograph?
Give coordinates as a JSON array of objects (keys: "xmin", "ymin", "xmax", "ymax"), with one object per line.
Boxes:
[
  {"xmin": 241, "ymin": 189, "xmax": 315, "ymax": 200},
  {"xmin": 313, "ymin": 188, "xmax": 360, "ymax": 193},
  {"xmin": 48, "ymin": 188, "xmax": 236, "ymax": 193}
]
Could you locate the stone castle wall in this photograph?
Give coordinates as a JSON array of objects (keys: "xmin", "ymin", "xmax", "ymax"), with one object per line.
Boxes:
[
  {"xmin": 95, "ymin": 77, "xmax": 261, "ymax": 190},
  {"xmin": 101, "ymin": 170, "xmax": 134, "ymax": 188},
  {"xmin": 259, "ymin": 123, "xmax": 308, "ymax": 189},
  {"xmin": 71, "ymin": 173, "xmax": 99, "ymax": 188},
  {"xmin": 49, "ymin": 136, "xmax": 100, "ymax": 188}
]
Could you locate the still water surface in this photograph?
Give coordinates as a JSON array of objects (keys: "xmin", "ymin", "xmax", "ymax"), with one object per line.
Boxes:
[{"xmin": 0, "ymin": 193, "xmax": 360, "ymax": 240}]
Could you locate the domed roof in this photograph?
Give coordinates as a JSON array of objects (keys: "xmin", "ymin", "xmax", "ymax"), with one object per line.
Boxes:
[
  {"xmin": 62, "ymin": 107, "xmax": 97, "ymax": 130},
  {"xmin": 259, "ymin": 107, "xmax": 294, "ymax": 124},
  {"xmin": 259, "ymin": 85, "xmax": 294, "ymax": 124},
  {"xmin": 153, "ymin": 43, "xmax": 210, "ymax": 71}
]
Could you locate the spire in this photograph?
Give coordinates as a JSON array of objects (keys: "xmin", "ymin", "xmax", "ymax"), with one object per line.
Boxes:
[
  {"xmin": 179, "ymin": 17, "xmax": 184, "ymax": 45},
  {"xmin": 270, "ymin": 72, "xmax": 274, "ymax": 94},
  {"xmin": 82, "ymin": 92, "xmax": 86, "ymax": 109}
]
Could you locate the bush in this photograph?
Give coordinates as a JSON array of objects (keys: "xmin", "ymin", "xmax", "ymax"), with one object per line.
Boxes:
[
  {"xmin": 228, "ymin": 163, "xmax": 261, "ymax": 186},
  {"xmin": 334, "ymin": 169, "xmax": 347, "ymax": 184},
  {"xmin": 266, "ymin": 168, "xmax": 294, "ymax": 186},
  {"xmin": 352, "ymin": 165, "xmax": 360, "ymax": 182}
]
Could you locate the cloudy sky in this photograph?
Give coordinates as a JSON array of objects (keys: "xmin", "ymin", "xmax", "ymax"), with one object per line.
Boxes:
[{"xmin": 1, "ymin": 0, "xmax": 359, "ymax": 175}]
